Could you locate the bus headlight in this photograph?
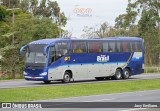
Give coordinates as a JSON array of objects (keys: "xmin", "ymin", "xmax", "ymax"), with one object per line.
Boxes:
[
  {"xmin": 40, "ymin": 72, "xmax": 47, "ymax": 76},
  {"xmin": 23, "ymin": 71, "xmax": 28, "ymax": 75}
]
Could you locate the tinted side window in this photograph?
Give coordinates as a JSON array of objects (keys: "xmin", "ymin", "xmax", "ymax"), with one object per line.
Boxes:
[
  {"xmin": 72, "ymin": 41, "xmax": 87, "ymax": 53},
  {"xmin": 108, "ymin": 42, "xmax": 116, "ymax": 52},
  {"xmin": 88, "ymin": 41, "xmax": 102, "ymax": 53},
  {"xmin": 103, "ymin": 42, "xmax": 109, "ymax": 52},
  {"xmin": 121, "ymin": 41, "xmax": 131, "ymax": 52},
  {"xmin": 116, "ymin": 42, "xmax": 122, "ymax": 52},
  {"xmin": 103, "ymin": 41, "xmax": 118, "ymax": 52},
  {"xmin": 55, "ymin": 42, "xmax": 70, "ymax": 59},
  {"xmin": 135, "ymin": 42, "xmax": 142, "ymax": 52}
]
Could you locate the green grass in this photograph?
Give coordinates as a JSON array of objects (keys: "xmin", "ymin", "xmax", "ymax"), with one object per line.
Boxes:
[
  {"xmin": 0, "ymin": 79, "xmax": 160, "ymax": 102},
  {"xmin": 144, "ymin": 66, "xmax": 160, "ymax": 73},
  {"xmin": 0, "ymin": 74, "xmax": 23, "ymax": 80}
]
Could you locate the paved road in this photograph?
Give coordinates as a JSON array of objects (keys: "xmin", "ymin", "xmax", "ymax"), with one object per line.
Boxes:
[
  {"xmin": 36, "ymin": 89, "xmax": 160, "ymax": 111},
  {"xmin": 0, "ymin": 73, "xmax": 160, "ymax": 89},
  {"xmin": 1, "ymin": 90, "xmax": 160, "ymax": 111},
  {"xmin": 37, "ymin": 89, "xmax": 160, "ymax": 102}
]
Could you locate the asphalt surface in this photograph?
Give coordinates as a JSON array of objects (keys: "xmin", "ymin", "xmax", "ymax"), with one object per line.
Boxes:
[
  {"xmin": 36, "ymin": 89, "xmax": 160, "ymax": 102},
  {"xmin": 0, "ymin": 73, "xmax": 160, "ymax": 89},
  {"xmin": 1, "ymin": 90, "xmax": 160, "ymax": 111}
]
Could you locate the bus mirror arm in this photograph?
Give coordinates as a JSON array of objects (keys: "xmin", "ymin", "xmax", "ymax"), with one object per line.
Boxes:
[
  {"xmin": 20, "ymin": 45, "xmax": 28, "ymax": 56},
  {"xmin": 44, "ymin": 44, "xmax": 55, "ymax": 55},
  {"xmin": 44, "ymin": 45, "xmax": 50, "ymax": 55}
]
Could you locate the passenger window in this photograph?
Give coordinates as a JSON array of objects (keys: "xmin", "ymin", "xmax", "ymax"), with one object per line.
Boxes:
[
  {"xmin": 121, "ymin": 41, "xmax": 131, "ymax": 52},
  {"xmin": 116, "ymin": 42, "xmax": 121, "ymax": 52},
  {"xmin": 108, "ymin": 42, "xmax": 116, "ymax": 52},
  {"xmin": 72, "ymin": 41, "xmax": 87, "ymax": 53},
  {"xmin": 120, "ymin": 41, "xmax": 142, "ymax": 52},
  {"xmin": 88, "ymin": 41, "xmax": 102, "ymax": 53},
  {"xmin": 103, "ymin": 42, "xmax": 117, "ymax": 52},
  {"xmin": 135, "ymin": 42, "xmax": 142, "ymax": 52},
  {"xmin": 103, "ymin": 42, "xmax": 109, "ymax": 52},
  {"xmin": 55, "ymin": 42, "xmax": 70, "ymax": 60}
]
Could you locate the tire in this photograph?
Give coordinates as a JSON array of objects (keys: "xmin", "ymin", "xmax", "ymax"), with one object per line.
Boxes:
[
  {"xmin": 62, "ymin": 72, "xmax": 71, "ymax": 83},
  {"xmin": 114, "ymin": 69, "xmax": 122, "ymax": 80},
  {"xmin": 122, "ymin": 68, "xmax": 130, "ymax": 79},
  {"xmin": 95, "ymin": 77, "xmax": 104, "ymax": 80},
  {"xmin": 43, "ymin": 81, "xmax": 51, "ymax": 84}
]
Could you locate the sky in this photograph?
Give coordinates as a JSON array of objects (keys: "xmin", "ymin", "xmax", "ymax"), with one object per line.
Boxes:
[{"xmin": 56, "ymin": 0, "xmax": 128, "ymax": 37}]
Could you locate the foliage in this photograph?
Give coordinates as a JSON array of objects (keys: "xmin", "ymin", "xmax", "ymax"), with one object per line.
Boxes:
[
  {"xmin": 0, "ymin": 6, "xmax": 8, "ymax": 22},
  {"xmin": 1, "ymin": 0, "xmax": 67, "ymax": 26},
  {"xmin": 82, "ymin": 22, "xmax": 139, "ymax": 38},
  {"xmin": 0, "ymin": 45, "xmax": 23, "ymax": 78},
  {"xmin": 0, "ymin": 1, "xmax": 66, "ymax": 79},
  {"xmin": 82, "ymin": 22, "xmax": 111, "ymax": 38},
  {"xmin": 83, "ymin": 0, "xmax": 160, "ymax": 66},
  {"xmin": 128, "ymin": 0, "xmax": 160, "ymax": 65}
]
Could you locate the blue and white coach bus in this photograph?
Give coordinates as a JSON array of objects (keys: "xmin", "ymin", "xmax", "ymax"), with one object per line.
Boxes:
[{"xmin": 20, "ymin": 37, "xmax": 144, "ymax": 83}]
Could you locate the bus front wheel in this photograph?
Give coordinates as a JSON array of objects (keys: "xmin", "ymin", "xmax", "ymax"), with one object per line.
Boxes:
[
  {"xmin": 122, "ymin": 68, "xmax": 130, "ymax": 79},
  {"xmin": 62, "ymin": 72, "xmax": 71, "ymax": 83},
  {"xmin": 114, "ymin": 69, "xmax": 122, "ymax": 80}
]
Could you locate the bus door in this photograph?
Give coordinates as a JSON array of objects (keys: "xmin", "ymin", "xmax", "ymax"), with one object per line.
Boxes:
[{"xmin": 48, "ymin": 42, "xmax": 70, "ymax": 80}]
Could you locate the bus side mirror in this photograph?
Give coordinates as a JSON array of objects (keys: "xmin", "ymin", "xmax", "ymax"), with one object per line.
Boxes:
[{"xmin": 20, "ymin": 45, "xmax": 28, "ymax": 56}]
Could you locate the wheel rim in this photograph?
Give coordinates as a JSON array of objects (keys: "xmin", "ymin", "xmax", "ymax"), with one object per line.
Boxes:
[
  {"xmin": 64, "ymin": 74, "xmax": 70, "ymax": 82},
  {"xmin": 124, "ymin": 70, "xmax": 129, "ymax": 78},
  {"xmin": 117, "ymin": 71, "xmax": 121, "ymax": 79}
]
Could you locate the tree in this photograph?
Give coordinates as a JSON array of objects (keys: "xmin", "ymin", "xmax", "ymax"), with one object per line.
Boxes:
[
  {"xmin": 1, "ymin": 0, "xmax": 67, "ymax": 26},
  {"xmin": 0, "ymin": 45, "xmax": 21, "ymax": 79},
  {"xmin": 82, "ymin": 25, "xmax": 98, "ymax": 38},
  {"xmin": 114, "ymin": 0, "xmax": 160, "ymax": 65},
  {"xmin": 82, "ymin": 22, "xmax": 111, "ymax": 38},
  {"xmin": 0, "ymin": 4, "xmax": 61, "ymax": 79},
  {"xmin": 0, "ymin": 6, "xmax": 8, "ymax": 22},
  {"xmin": 138, "ymin": 9, "xmax": 159, "ymax": 65},
  {"xmin": 96, "ymin": 22, "xmax": 111, "ymax": 38},
  {"xmin": 1, "ymin": 0, "xmax": 20, "ymax": 8},
  {"xmin": 115, "ymin": 0, "xmax": 137, "ymax": 29}
]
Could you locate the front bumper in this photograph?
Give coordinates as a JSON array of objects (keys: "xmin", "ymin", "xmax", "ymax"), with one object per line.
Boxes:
[{"xmin": 24, "ymin": 76, "xmax": 47, "ymax": 81}]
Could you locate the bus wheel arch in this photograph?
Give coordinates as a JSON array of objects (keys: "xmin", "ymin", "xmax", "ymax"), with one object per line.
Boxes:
[
  {"xmin": 114, "ymin": 68, "xmax": 122, "ymax": 80},
  {"xmin": 62, "ymin": 70, "xmax": 72, "ymax": 83},
  {"xmin": 122, "ymin": 67, "xmax": 131, "ymax": 79}
]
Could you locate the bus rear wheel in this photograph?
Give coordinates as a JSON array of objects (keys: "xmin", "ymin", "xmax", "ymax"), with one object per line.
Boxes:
[
  {"xmin": 43, "ymin": 81, "xmax": 51, "ymax": 84},
  {"xmin": 114, "ymin": 69, "xmax": 122, "ymax": 80},
  {"xmin": 62, "ymin": 72, "xmax": 71, "ymax": 83},
  {"xmin": 122, "ymin": 68, "xmax": 130, "ymax": 79}
]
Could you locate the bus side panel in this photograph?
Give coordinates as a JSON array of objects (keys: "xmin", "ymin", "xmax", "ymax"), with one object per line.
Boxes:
[
  {"xmin": 70, "ymin": 53, "xmax": 132, "ymax": 78},
  {"xmin": 68, "ymin": 54, "xmax": 89, "ymax": 79},
  {"xmin": 127, "ymin": 52, "xmax": 144, "ymax": 75},
  {"xmin": 48, "ymin": 54, "xmax": 89, "ymax": 80},
  {"xmin": 87, "ymin": 52, "xmax": 134, "ymax": 78},
  {"xmin": 47, "ymin": 52, "xmax": 143, "ymax": 80}
]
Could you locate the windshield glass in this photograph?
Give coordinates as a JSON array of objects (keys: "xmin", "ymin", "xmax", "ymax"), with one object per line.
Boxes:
[
  {"xmin": 25, "ymin": 44, "xmax": 47, "ymax": 68},
  {"xmin": 26, "ymin": 52, "xmax": 47, "ymax": 63}
]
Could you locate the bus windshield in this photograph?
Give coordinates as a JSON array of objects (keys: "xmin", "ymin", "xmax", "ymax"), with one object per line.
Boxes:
[
  {"xmin": 26, "ymin": 52, "xmax": 47, "ymax": 63},
  {"xmin": 25, "ymin": 44, "xmax": 48, "ymax": 68}
]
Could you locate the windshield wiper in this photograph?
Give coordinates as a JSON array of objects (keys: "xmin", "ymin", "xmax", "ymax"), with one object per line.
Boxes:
[{"xmin": 25, "ymin": 65, "xmax": 42, "ymax": 68}]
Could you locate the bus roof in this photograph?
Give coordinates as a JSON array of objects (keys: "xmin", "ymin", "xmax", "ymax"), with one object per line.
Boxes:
[{"xmin": 29, "ymin": 37, "xmax": 143, "ymax": 45}]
